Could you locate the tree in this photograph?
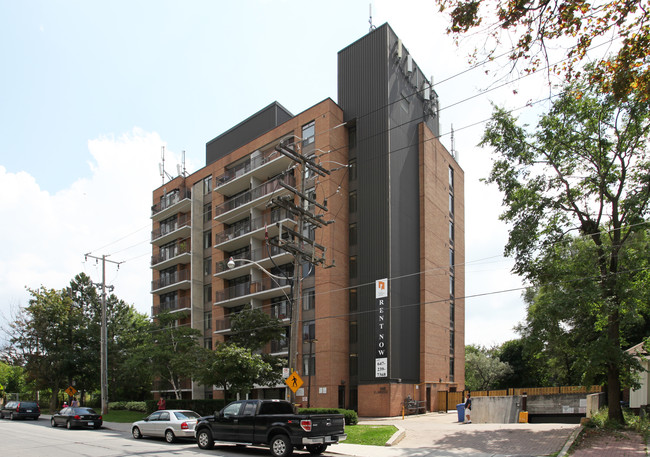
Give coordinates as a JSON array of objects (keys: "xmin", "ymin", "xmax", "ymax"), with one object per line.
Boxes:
[
  {"xmin": 196, "ymin": 343, "xmax": 276, "ymax": 401},
  {"xmin": 480, "ymin": 68, "xmax": 650, "ymax": 422},
  {"xmin": 228, "ymin": 305, "xmax": 284, "ymax": 352},
  {"xmin": 436, "ymin": 0, "xmax": 650, "ymax": 100},
  {"xmin": 494, "ymin": 339, "xmax": 545, "ymax": 388},
  {"xmin": 465, "ymin": 345, "xmax": 513, "ymax": 391},
  {"xmin": 148, "ymin": 311, "xmax": 204, "ymax": 399}
]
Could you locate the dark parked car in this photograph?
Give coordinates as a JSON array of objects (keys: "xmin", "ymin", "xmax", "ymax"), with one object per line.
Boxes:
[
  {"xmin": 50, "ymin": 407, "xmax": 103, "ymax": 429},
  {"xmin": 0, "ymin": 401, "xmax": 40, "ymax": 420}
]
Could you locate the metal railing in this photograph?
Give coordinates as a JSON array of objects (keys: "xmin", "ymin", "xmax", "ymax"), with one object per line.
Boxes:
[
  {"xmin": 158, "ymin": 295, "xmax": 191, "ymax": 312},
  {"xmin": 214, "ymin": 174, "xmax": 295, "ymax": 217},
  {"xmin": 214, "ymin": 245, "xmax": 290, "ymax": 275},
  {"xmin": 214, "ymin": 276, "xmax": 291, "ymax": 303},
  {"xmin": 151, "ymin": 188, "xmax": 191, "ymax": 216},
  {"xmin": 151, "ymin": 239, "xmax": 191, "ymax": 265},
  {"xmin": 151, "ymin": 213, "xmax": 191, "ymax": 241},
  {"xmin": 213, "ymin": 209, "xmax": 296, "ymax": 245},
  {"xmin": 214, "ymin": 147, "xmax": 285, "ymax": 188},
  {"xmin": 151, "ymin": 269, "xmax": 191, "ymax": 291}
]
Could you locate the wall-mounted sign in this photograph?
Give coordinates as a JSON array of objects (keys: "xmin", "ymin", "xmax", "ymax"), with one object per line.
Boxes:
[{"xmin": 375, "ymin": 278, "xmax": 388, "ymax": 378}]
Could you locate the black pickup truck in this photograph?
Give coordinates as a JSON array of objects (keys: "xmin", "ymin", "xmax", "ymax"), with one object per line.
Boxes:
[{"xmin": 195, "ymin": 399, "xmax": 347, "ymax": 457}]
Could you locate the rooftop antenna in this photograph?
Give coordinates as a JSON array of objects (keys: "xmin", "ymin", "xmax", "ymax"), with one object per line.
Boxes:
[
  {"xmin": 369, "ymin": 3, "xmax": 376, "ymax": 33},
  {"xmin": 159, "ymin": 146, "xmax": 173, "ymax": 184},
  {"xmin": 451, "ymin": 124, "xmax": 458, "ymax": 161}
]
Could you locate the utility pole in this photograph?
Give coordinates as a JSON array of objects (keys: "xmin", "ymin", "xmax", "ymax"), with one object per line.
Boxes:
[
  {"xmin": 84, "ymin": 253, "xmax": 122, "ymax": 415},
  {"xmin": 270, "ymin": 141, "xmax": 333, "ymax": 403}
]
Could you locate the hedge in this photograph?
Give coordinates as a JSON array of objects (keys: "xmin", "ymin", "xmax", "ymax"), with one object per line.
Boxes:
[{"xmin": 298, "ymin": 407, "xmax": 358, "ymax": 425}]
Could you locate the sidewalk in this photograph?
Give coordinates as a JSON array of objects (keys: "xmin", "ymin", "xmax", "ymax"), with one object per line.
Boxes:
[{"xmin": 567, "ymin": 429, "xmax": 647, "ymax": 457}]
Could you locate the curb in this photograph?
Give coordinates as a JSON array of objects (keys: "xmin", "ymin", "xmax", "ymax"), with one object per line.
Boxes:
[
  {"xmin": 557, "ymin": 425, "xmax": 583, "ymax": 457},
  {"xmin": 385, "ymin": 425, "xmax": 406, "ymax": 446}
]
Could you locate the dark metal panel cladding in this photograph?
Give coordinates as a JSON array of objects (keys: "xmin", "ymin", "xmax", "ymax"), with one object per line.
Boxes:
[
  {"xmin": 205, "ymin": 102, "xmax": 293, "ymax": 165},
  {"xmin": 386, "ymin": 27, "xmax": 421, "ymax": 383},
  {"xmin": 338, "ymin": 25, "xmax": 391, "ymax": 384}
]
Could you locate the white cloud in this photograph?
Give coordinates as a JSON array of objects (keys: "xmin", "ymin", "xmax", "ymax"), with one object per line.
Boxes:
[{"xmin": 0, "ymin": 128, "xmax": 186, "ymax": 327}]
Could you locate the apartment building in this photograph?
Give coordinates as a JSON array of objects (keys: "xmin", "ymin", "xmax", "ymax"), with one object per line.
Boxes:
[{"xmin": 150, "ymin": 23, "xmax": 464, "ymax": 417}]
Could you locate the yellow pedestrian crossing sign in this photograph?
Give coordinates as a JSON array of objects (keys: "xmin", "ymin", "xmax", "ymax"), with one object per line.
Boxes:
[{"xmin": 285, "ymin": 371, "xmax": 303, "ymax": 393}]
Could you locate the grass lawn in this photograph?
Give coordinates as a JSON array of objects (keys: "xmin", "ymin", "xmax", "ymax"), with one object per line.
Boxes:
[
  {"xmin": 102, "ymin": 410, "xmax": 147, "ymax": 423},
  {"xmin": 344, "ymin": 424, "xmax": 398, "ymax": 446}
]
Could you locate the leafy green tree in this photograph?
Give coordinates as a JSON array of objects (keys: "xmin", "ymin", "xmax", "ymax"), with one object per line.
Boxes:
[
  {"xmin": 148, "ymin": 311, "xmax": 204, "ymax": 399},
  {"xmin": 494, "ymin": 339, "xmax": 545, "ymax": 388},
  {"xmin": 480, "ymin": 68, "xmax": 650, "ymax": 422},
  {"xmin": 228, "ymin": 305, "xmax": 284, "ymax": 351},
  {"xmin": 196, "ymin": 343, "xmax": 276, "ymax": 401},
  {"xmin": 435, "ymin": 0, "xmax": 650, "ymax": 100},
  {"xmin": 0, "ymin": 362, "xmax": 26, "ymax": 398},
  {"xmin": 465, "ymin": 345, "xmax": 513, "ymax": 391}
]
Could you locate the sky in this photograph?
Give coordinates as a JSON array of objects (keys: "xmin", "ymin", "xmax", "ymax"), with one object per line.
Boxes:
[{"xmin": 0, "ymin": 0, "xmax": 565, "ymax": 348}]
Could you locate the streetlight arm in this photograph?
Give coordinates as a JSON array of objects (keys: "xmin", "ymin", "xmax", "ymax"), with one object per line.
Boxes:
[{"xmin": 227, "ymin": 257, "xmax": 292, "ymax": 281}]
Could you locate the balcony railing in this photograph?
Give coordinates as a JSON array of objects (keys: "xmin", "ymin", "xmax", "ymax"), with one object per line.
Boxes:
[
  {"xmin": 214, "ymin": 147, "xmax": 282, "ymax": 188},
  {"xmin": 271, "ymin": 340, "xmax": 289, "ymax": 353},
  {"xmin": 151, "ymin": 239, "xmax": 191, "ymax": 265},
  {"xmin": 214, "ymin": 245, "xmax": 290, "ymax": 275},
  {"xmin": 214, "ymin": 317, "xmax": 232, "ymax": 332},
  {"xmin": 151, "ymin": 188, "xmax": 191, "ymax": 216},
  {"xmin": 151, "ymin": 269, "xmax": 191, "ymax": 292},
  {"xmin": 214, "ymin": 276, "xmax": 292, "ymax": 303},
  {"xmin": 151, "ymin": 213, "xmax": 191, "ymax": 242},
  {"xmin": 214, "ymin": 209, "xmax": 296, "ymax": 245},
  {"xmin": 158, "ymin": 295, "xmax": 191, "ymax": 313},
  {"xmin": 214, "ymin": 174, "xmax": 295, "ymax": 217}
]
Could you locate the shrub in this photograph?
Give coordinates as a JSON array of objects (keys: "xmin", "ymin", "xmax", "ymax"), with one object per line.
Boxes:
[{"xmin": 298, "ymin": 407, "xmax": 358, "ymax": 425}]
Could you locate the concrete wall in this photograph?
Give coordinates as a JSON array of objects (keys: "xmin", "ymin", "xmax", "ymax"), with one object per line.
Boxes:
[
  {"xmin": 472, "ymin": 396, "xmax": 523, "ymax": 424},
  {"xmin": 471, "ymin": 393, "xmax": 593, "ymax": 423}
]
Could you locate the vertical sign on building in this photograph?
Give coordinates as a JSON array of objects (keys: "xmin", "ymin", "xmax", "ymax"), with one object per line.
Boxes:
[{"xmin": 375, "ymin": 278, "xmax": 388, "ymax": 378}]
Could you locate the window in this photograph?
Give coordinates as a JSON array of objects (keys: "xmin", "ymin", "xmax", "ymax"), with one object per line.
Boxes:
[
  {"xmin": 349, "ymin": 321, "xmax": 358, "ymax": 344},
  {"xmin": 204, "ymin": 284, "xmax": 212, "ymax": 305},
  {"xmin": 301, "ymin": 121, "xmax": 315, "ymax": 153},
  {"xmin": 204, "ymin": 311, "xmax": 212, "ymax": 330},
  {"xmin": 302, "ymin": 261, "xmax": 315, "ymax": 278},
  {"xmin": 449, "ymin": 220, "xmax": 454, "ymax": 243},
  {"xmin": 449, "ymin": 357, "xmax": 455, "ymax": 381},
  {"xmin": 449, "ymin": 273, "xmax": 455, "ymax": 297},
  {"xmin": 303, "ymin": 288, "xmax": 315, "ymax": 310},
  {"xmin": 450, "ymin": 329, "xmax": 455, "ymax": 351},
  {"xmin": 203, "ymin": 203, "xmax": 212, "ymax": 223},
  {"xmin": 302, "ymin": 320, "xmax": 315, "ymax": 340},
  {"xmin": 204, "ymin": 230, "xmax": 212, "ymax": 249},
  {"xmin": 449, "ymin": 248, "xmax": 454, "ymax": 270},
  {"xmin": 271, "ymin": 297, "xmax": 288, "ymax": 319},
  {"xmin": 349, "ymin": 191, "xmax": 357, "ymax": 213},
  {"xmin": 349, "ymin": 256, "xmax": 358, "ymax": 279},
  {"xmin": 450, "ymin": 301, "xmax": 455, "ymax": 325},
  {"xmin": 349, "ymin": 223, "xmax": 357, "ymax": 246},
  {"xmin": 348, "ymin": 158, "xmax": 357, "ymax": 182},
  {"xmin": 303, "ymin": 223, "xmax": 316, "ymax": 241},
  {"xmin": 449, "ymin": 193, "xmax": 454, "ymax": 216},
  {"xmin": 448, "ymin": 166, "xmax": 454, "ymax": 191},
  {"xmin": 303, "ymin": 353, "xmax": 316, "ymax": 376},
  {"xmin": 204, "ymin": 337, "xmax": 212, "ymax": 350},
  {"xmin": 204, "ymin": 257, "xmax": 212, "ymax": 276},
  {"xmin": 160, "ymin": 241, "xmax": 176, "ymax": 261},
  {"xmin": 160, "ymin": 215, "xmax": 177, "ymax": 236},
  {"xmin": 349, "ymin": 288, "xmax": 357, "ymax": 312},
  {"xmin": 160, "ymin": 292, "xmax": 176, "ymax": 311},
  {"xmin": 203, "ymin": 175, "xmax": 213, "ymax": 195},
  {"xmin": 348, "ymin": 126, "xmax": 357, "ymax": 153}
]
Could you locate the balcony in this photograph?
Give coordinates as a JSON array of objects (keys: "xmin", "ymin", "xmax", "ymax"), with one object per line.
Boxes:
[
  {"xmin": 270, "ymin": 340, "xmax": 289, "ymax": 355},
  {"xmin": 214, "ymin": 246, "xmax": 294, "ymax": 280},
  {"xmin": 151, "ymin": 214, "xmax": 191, "ymax": 246},
  {"xmin": 157, "ymin": 295, "xmax": 192, "ymax": 315},
  {"xmin": 214, "ymin": 317, "xmax": 232, "ymax": 334},
  {"xmin": 214, "ymin": 209, "xmax": 298, "ymax": 251},
  {"xmin": 151, "ymin": 188, "xmax": 192, "ymax": 221},
  {"xmin": 151, "ymin": 240, "xmax": 191, "ymax": 270},
  {"xmin": 214, "ymin": 174, "xmax": 295, "ymax": 224},
  {"xmin": 214, "ymin": 146, "xmax": 294, "ymax": 197},
  {"xmin": 151, "ymin": 269, "xmax": 191, "ymax": 294},
  {"xmin": 214, "ymin": 276, "xmax": 292, "ymax": 308}
]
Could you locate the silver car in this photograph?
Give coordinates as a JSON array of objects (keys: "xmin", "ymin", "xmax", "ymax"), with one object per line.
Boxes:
[{"xmin": 131, "ymin": 409, "xmax": 201, "ymax": 443}]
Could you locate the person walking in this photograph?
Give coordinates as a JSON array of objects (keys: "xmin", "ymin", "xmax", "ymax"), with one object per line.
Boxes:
[
  {"xmin": 157, "ymin": 397, "xmax": 166, "ymax": 410},
  {"xmin": 464, "ymin": 393, "xmax": 472, "ymax": 424}
]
